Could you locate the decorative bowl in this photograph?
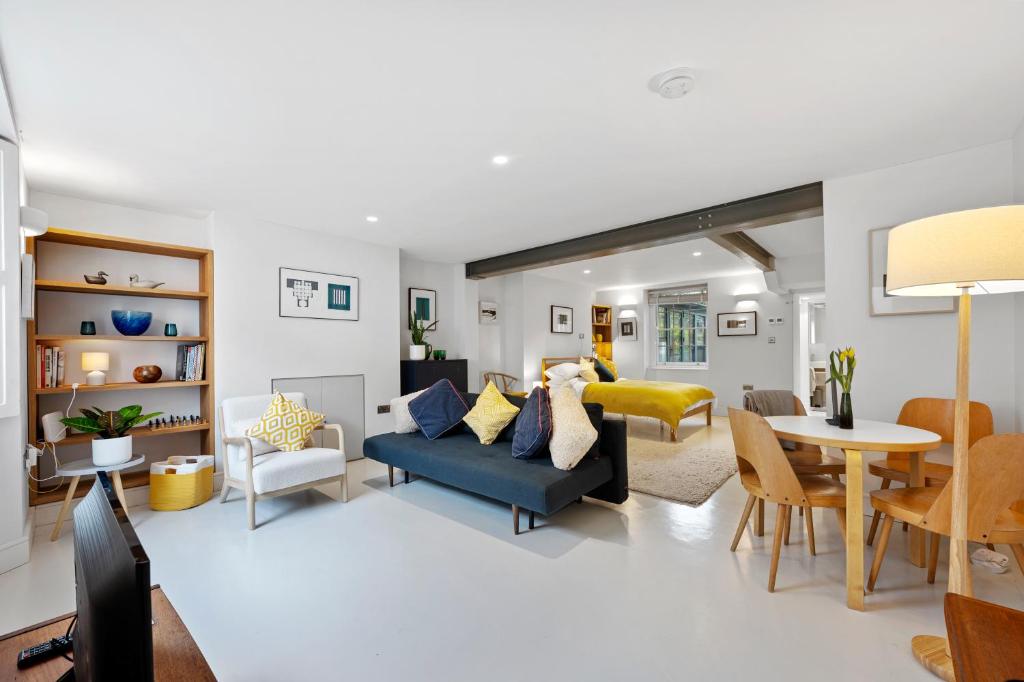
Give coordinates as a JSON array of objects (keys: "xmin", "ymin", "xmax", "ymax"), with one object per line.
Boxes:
[
  {"xmin": 111, "ymin": 310, "xmax": 152, "ymax": 336},
  {"xmin": 133, "ymin": 365, "xmax": 162, "ymax": 383}
]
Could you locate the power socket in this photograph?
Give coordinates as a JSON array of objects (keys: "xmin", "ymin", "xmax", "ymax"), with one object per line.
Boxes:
[
  {"xmin": 25, "ymin": 444, "xmax": 40, "ymax": 470},
  {"xmin": 377, "ymin": 404, "xmax": 391, "ymax": 414}
]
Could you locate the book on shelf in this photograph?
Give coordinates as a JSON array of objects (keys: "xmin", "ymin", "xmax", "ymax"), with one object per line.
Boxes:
[
  {"xmin": 176, "ymin": 343, "xmax": 206, "ymax": 381},
  {"xmin": 35, "ymin": 345, "xmax": 65, "ymax": 388}
]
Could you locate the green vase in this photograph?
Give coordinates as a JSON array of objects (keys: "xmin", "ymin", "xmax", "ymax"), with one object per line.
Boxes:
[{"xmin": 839, "ymin": 392, "xmax": 854, "ymax": 429}]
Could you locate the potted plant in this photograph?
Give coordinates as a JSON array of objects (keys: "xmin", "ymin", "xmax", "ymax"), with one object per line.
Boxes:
[
  {"xmin": 61, "ymin": 404, "xmax": 163, "ymax": 466},
  {"xmin": 409, "ymin": 312, "xmax": 437, "ymax": 361},
  {"xmin": 829, "ymin": 347, "xmax": 856, "ymax": 429}
]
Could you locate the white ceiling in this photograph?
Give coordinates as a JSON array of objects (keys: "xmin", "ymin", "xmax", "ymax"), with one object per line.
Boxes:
[
  {"xmin": 747, "ymin": 217, "xmax": 824, "ymax": 258},
  {"xmin": 2, "ymin": 2, "xmax": 1023, "ymax": 264}
]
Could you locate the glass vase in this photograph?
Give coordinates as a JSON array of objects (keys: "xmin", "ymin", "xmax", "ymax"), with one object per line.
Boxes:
[{"xmin": 839, "ymin": 392, "xmax": 854, "ymax": 429}]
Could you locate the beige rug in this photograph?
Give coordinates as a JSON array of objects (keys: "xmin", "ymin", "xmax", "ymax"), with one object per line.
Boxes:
[{"xmin": 627, "ymin": 438, "xmax": 737, "ymax": 506}]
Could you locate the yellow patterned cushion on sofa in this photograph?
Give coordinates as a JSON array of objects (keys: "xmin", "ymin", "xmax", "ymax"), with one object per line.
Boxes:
[
  {"xmin": 246, "ymin": 392, "xmax": 324, "ymax": 452},
  {"xmin": 464, "ymin": 381, "xmax": 521, "ymax": 445}
]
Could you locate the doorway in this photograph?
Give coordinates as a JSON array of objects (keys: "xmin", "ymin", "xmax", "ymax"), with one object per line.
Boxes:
[{"xmin": 794, "ymin": 292, "xmax": 827, "ymax": 413}]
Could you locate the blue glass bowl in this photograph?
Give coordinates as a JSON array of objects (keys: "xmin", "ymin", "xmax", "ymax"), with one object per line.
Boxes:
[{"xmin": 111, "ymin": 310, "xmax": 153, "ymax": 336}]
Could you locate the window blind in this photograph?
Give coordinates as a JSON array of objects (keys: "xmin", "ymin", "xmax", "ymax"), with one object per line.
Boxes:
[{"xmin": 647, "ymin": 286, "xmax": 708, "ymax": 305}]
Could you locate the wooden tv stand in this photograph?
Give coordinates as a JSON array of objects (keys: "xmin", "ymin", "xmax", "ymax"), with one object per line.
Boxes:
[{"xmin": 0, "ymin": 586, "xmax": 214, "ymax": 681}]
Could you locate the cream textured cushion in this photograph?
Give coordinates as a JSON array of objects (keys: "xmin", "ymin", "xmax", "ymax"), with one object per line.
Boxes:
[
  {"xmin": 578, "ymin": 357, "xmax": 600, "ymax": 383},
  {"xmin": 548, "ymin": 386, "xmax": 598, "ymax": 471},
  {"xmin": 246, "ymin": 392, "xmax": 324, "ymax": 452},
  {"xmin": 463, "ymin": 382, "xmax": 521, "ymax": 445},
  {"xmin": 248, "ymin": 447, "xmax": 345, "ymax": 494},
  {"xmin": 545, "ymin": 362, "xmax": 581, "ymax": 382},
  {"xmin": 391, "ymin": 390, "xmax": 426, "ymax": 433}
]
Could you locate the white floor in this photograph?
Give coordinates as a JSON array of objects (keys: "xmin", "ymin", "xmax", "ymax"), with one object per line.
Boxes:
[{"xmin": 4, "ymin": 417, "xmax": 1024, "ymax": 681}]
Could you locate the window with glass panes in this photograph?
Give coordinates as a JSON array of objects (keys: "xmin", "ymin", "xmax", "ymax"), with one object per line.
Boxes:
[{"xmin": 649, "ymin": 285, "xmax": 708, "ymax": 367}]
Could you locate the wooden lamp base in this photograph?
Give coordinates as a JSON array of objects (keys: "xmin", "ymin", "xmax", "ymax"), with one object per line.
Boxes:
[{"xmin": 911, "ymin": 635, "xmax": 955, "ymax": 681}]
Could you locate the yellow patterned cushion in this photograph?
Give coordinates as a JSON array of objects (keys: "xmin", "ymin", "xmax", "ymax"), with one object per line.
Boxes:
[
  {"xmin": 463, "ymin": 381, "xmax": 521, "ymax": 445},
  {"xmin": 578, "ymin": 357, "xmax": 600, "ymax": 383},
  {"xmin": 245, "ymin": 393, "xmax": 324, "ymax": 452}
]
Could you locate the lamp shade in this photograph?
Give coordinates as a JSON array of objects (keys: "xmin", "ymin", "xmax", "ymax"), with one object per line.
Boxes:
[
  {"xmin": 81, "ymin": 352, "xmax": 109, "ymax": 372},
  {"xmin": 886, "ymin": 205, "xmax": 1024, "ymax": 297}
]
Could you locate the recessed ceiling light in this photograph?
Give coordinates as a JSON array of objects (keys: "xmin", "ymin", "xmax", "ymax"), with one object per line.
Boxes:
[
  {"xmin": 692, "ymin": 251, "xmax": 702, "ymax": 256},
  {"xmin": 491, "ymin": 155, "xmax": 510, "ymax": 166},
  {"xmin": 583, "ymin": 269, "xmax": 591, "ymax": 274},
  {"xmin": 366, "ymin": 215, "xmax": 379, "ymax": 223}
]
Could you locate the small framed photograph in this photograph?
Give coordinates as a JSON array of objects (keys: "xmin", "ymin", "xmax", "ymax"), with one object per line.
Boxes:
[
  {"xmin": 619, "ymin": 319, "xmax": 637, "ymax": 341},
  {"xmin": 717, "ymin": 311, "xmax": 757, "ymax": 336},
  {"xmin": 409, "ymin": 288, "xmax": 437, "ymax": 329},
  {"xmin": 280, "ymin": 267, "xmax": 359, "ymax": 321},
  {"xmin": 550, "ymin": 305, "xmax": 573, "ymax": 334},
  {"xmin": 869, "ymin": 226, "xmax": 956, "ymax": 316},
  {"xmin": 479, "ymin": 300, "xmax": 498, "ymax": 325}
]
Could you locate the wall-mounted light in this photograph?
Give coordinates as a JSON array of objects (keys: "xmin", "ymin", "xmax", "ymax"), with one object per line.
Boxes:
[
  {"xmin": 20, "ymin": 206, "xmax": 49, "ymax": 237},
  {"xmin": 733, "ymin": 292, "xmax": 761, "ymax": 308},
  {"xmin": 619, "ymin": 309, "xmax": 638, "ymax": 319}
]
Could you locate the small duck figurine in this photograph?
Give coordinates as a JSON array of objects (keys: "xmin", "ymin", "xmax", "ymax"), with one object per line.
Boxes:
[
  {"xmin": 129, "ymin": 274, "xmax": 165, "ymax": 289},
  {"xmin": 83, "ymin": 271, "xmax": 109, "ymax": 285}
]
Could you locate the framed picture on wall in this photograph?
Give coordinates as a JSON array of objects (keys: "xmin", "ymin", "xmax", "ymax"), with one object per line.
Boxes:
[
  {"xmin": 717, "ymin": 311, "xmax": 756, "ymax": 336},
  {"xmin": 550, "ymin": 305, "xmax": 573, "ymax": 334},
  {"xmin": 479, "ymin": 300, "xmax": 498, "ymax": 325},
  {"xmin": 280, "ymin": 267, "xmax": 359, "ymax": 321},
  {"xmin": 408, "ymin": 288, "xmax": 437, "ymax": 328},
  {"xmin": 869, "ymin": 226, "xmax": 956, "ymax": 316},
  {"xmin": 619, "ymin": 319, "xmax": 637, "ymax": 341}
]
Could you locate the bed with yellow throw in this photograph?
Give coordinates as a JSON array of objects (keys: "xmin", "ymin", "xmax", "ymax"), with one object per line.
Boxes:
[{"xmin": 541, "ymin": 357, "xmax": 715, "ymax": 441}]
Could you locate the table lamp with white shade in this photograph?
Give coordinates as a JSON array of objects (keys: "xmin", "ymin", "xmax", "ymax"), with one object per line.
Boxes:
[
  {"xmin": 886, "ymin": 205, "xmax": 1024, "ymax": 678},
  {"xmin": 81, "ymin": 352, "xmax": 110, "ymax": 386}
]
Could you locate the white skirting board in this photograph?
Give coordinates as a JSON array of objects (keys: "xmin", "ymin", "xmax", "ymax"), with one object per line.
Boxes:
[{"xmin": 0, "ymin": 511, "xmax": 33, "ymax": 575}]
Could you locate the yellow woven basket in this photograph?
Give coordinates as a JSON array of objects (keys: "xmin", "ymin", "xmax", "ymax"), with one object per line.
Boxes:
[{"xmin": 149, "ymin": 456, "xmax": 214, "ymax": 511}]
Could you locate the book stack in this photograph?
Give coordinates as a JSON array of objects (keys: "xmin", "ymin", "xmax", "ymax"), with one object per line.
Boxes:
[
  {"xmin": 35, "ymin": 345, "xmax": 66, "ymax": 389},
  {"xmin": 176, "ymin": 343, "xmax": 206, "ymax": 382}
]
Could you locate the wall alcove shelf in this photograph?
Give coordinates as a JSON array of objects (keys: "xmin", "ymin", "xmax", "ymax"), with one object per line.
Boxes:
[
  {"xmin": 26, "ymin": 228, "xmax": 215, "ymax": 507},
  {"xmin": 592, "ymin": 304, "xmax": 613, "ymax": 360}
]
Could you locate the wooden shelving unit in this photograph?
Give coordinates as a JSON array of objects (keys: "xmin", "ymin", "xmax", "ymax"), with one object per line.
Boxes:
[
  {"xmin": 26, "ymin": 228, "xmax": 215, "ymax": 507},
  {"xmin": 592, "ymin": 304, "xmax": 613, "ymax": 360}
]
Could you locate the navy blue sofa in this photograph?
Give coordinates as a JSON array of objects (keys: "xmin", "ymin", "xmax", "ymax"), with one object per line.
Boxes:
[{"xmin": 363, "ymin": 393, "xmax": 628, "ymax": 534}]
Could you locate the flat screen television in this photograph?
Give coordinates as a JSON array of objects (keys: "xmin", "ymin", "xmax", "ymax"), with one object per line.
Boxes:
[{"xmin": 67, "ymin": 478, "xmax": 154, "ymax": 681}]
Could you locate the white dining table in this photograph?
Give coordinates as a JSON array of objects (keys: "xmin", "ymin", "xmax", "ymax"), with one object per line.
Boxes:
[{"xmin": 765, "ymin": 416, "xmax": 942, "ymax": 610}]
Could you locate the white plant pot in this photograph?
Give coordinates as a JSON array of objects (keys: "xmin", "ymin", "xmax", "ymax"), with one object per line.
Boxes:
[
  {"xmin": 409, "ymin": 345, "xmax": 427, "ymax": 360},
  {"xmin": 92, "ymin": 435, "xmax": 133, "ymax": 467}
]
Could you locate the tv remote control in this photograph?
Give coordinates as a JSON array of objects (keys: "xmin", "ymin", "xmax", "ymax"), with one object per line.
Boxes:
[{"xmin": 16, "ymin": 635, "xmax": 72, "ymax": 668}]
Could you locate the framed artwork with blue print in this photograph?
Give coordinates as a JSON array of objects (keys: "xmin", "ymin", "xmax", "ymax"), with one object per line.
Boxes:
[
  {"xmin": 408, "ymin": 288, "xmax": 437, "ymax": 329},
  {"xmin": 280, "ymin": 267, "xmax": 359, "ymax": 321}
]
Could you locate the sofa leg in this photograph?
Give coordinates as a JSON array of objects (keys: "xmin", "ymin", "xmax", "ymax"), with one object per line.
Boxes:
[
  {"xmin": 388, "ymin": 465, "xmax": 394, "ymax": 487},
  {"xmin": 513, "ymin": 505, "xmax": 520, "ymax": 535},
  {"xmin": 529, "ymin": 511, "xmax": 535, "ymax": 530},
  {"xmin": 576, "ymin": 497, "xmax": 582, "ymax": 504},
  {"xmin": 404, "ymin": 470, "xmax": 410, "ymax": 484}
]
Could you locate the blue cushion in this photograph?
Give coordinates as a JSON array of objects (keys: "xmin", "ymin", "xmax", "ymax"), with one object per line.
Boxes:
[
  {"xmin": 593, "ymin": 357, "xmax": 615, "ymax": 382},
  {"xmin": 512, "ymin": 387, "xmax": 552, "ymax": 459},
  {"xmin": 409, "ymin": 379, "xmax": 471, "ymax": 440}
]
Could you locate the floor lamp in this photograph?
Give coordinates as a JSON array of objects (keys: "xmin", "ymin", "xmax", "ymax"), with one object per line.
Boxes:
[{"xmin": 886, "ymin": 205, "xmax": 1024, "ymax": 679}]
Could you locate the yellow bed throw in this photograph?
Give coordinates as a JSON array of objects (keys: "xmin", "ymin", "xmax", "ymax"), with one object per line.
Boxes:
[{"xmin": 581, "ymin": 380, "xmax": 715, "ymax": 428}]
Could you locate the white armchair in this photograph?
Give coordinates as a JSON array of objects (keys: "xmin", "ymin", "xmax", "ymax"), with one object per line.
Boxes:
[{"xmin": 218, "ymin": 393, "xmax": 348, "ymax": 530}]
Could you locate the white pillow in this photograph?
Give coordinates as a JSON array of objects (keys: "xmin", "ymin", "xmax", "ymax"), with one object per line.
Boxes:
[
  {"xmin": 549, "ymin": 386, "xmax": 598, "ymax": 471},
  {"xmin": 234, "ymin": 418, "xmax": 277, "ymax": 456},
  {"xmin": 545, "ymin": 362, "xmax": 581, "ymax": 382},
  {"xmin": 391, "ymin": 390, "xmax": 426, "ymax": 433}
]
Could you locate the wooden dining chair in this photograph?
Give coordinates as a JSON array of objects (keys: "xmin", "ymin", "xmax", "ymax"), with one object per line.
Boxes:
[
  {"xmin": 866, "ymin": 398, "xmax": 994, "ymax": 545},
  {"xmin": 744, "ymin": 392, "xmax": 845, "ymax": 542},
  {"xmin": 482, "ymin": 371, "xmax": 527, "ymax": 397},
  {"xmin": 728, "ymin": 408, "xmax": 847, "ymax": 592},
  {"xmin": 866, "ymin": 434, "xmax": 1024, "ymax": 593}
]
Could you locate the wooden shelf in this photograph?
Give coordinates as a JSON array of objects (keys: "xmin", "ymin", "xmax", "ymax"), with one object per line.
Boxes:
[
  {"xmin": 35, "ymin": 334, "xmax": 207, "ymax": 343},
  {"xmin": 45, "ymin": 422, "xmax": 211, "ymax": 446},
  {"xmin": 36, "ymin": 279, "xmax": 208, "ymax": 300},
  {"xmin": 34, "ymin": 380, "xmax": 209, "ymax": 395},
  {"xmin": 33, "ymin": 469, "xmax": 151, "ymax": 506},
  {"xmin": 36, "ymin": 227, "xmax": 210, "ymax": 260}
]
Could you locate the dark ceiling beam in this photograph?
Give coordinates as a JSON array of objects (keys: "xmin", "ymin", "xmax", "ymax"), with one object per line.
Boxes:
[
  {"xmin": 707, "ymin": 232, "xmax": 775, "ymax": 272},
  {"xmin": 464, "ymin": 182, "xmax": 822, "ymax": 279}
]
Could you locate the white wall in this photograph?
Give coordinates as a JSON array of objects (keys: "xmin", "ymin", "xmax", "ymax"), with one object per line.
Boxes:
[
  {"xmin": 597, "ymin": 271, "xmax": 793, "ymax": 416},
  {"xmin": 213, "ymin": 212, "xmax": 400, "ymax": 448},
  {"xmin": 824, "ymin": 140, "xmax": 1017, "ymax": 431},
  {"xmin": 398, "ymin": 253, "xmax": 459, "ymax": 360}
]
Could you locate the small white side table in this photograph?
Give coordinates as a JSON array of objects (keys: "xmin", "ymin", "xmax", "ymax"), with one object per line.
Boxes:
[{"xmin": 50, "ymin": 456, "xmax": 145, "ymax": 542}]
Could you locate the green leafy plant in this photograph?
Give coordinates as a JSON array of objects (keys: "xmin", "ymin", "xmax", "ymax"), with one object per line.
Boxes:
[
  {"xmin": 829, "ymin": 346, "xmax": 856, "ymax": 394},
  {"xmin": 61, "ymin": 405, "xmax": 163, "ymax": 439},
  {"xmin": 409, "ymin": 311, "xmax": 437, "ymax": 346}
]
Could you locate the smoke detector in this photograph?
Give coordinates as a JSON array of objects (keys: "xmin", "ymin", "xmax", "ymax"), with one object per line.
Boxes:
[{"xmin": 648, "ymin": 68, "xmax": 696, "ymax": 99}]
